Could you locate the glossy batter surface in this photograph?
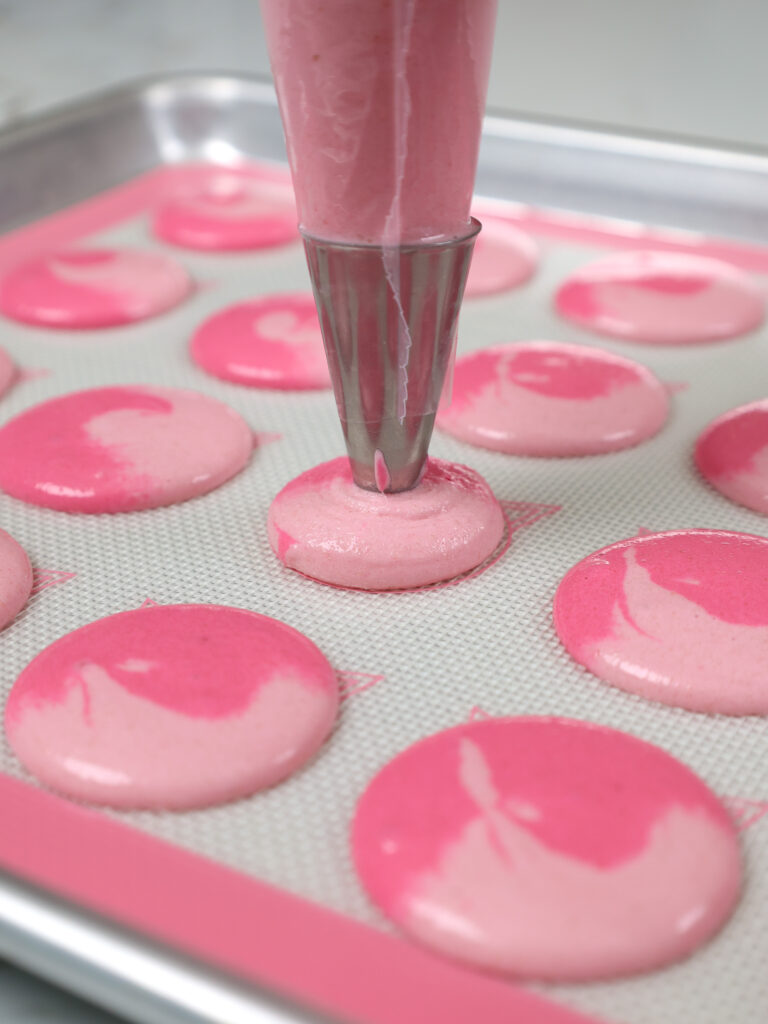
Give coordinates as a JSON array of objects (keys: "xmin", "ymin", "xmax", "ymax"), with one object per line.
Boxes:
[
  {"xmin": 555, "ymin": 250, "xmax": 765, "ymax": 344},
  {"xmin": 152, "ymin": 173, "xmax": 298, "ymax": 251},
  {"xmin": 465, "ymin": 217, "xmax": 538, "ymax": 298},
  {"xmin": 695, "ymin": 400, "xmax": 768, "ymax": 514},
  {"xmin": 0, "ymin": 248, "xmax": 193, "ymax": 328},
  {"xmin": 554, "ymin": 529, "xmax": 768, "ymax": 714},
  {"xmin": 0, "ymin": 386, "xmax": 252, "ymax": 513},
  {"xmin": 268, "ymin": 457, "xmax": 505, "ymax": 590},
  {"xmin": 437, "ymin": 341, "xmax": 669, "ymax": 455},
  {"xmin": 191, "ymin": 293, "xmax": 330, "ymax": 390},
  {"xmin": 352, "ymin": 717, "xmax": 741, "ymax": 981},
  {"xmin": 5, "ymin": 604, "xmax": 339, "ymax": 809}
]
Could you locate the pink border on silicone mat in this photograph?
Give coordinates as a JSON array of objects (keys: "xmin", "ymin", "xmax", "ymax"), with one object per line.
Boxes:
[
  {"xmin": 0, "ymin": 773, "xmax": 596, "ymax": 1024},
  {"xmin": 2, "ymin": 162, "xmax": 766, "ymax": 1024}
]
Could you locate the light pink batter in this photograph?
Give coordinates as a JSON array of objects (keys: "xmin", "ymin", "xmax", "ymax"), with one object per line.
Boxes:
[
  {"xmin": 5, "ymin": 604, "xmax": 338, "ymax": 809},
  {"xmin": 352, "ymin": 717, "xmax": 741, "ymax": 980},
  {"xmin": 152, "ymin": 173, "xmax": 298, "ymax": 251},
  {"xmin": 465, "ymin": 216, "xmax": 538, "ymax": 298},
  {"xmin": 554, "ymin": 529, "xmax": 768, "ymax": 714},
  {"xmin": 0, "ymin": 386, "xmax": 252, "ymax": 513},
  {"xmin": 268, "ymin": 457, "xmax": 504, "ymax": 590},
  {"xmin": 555, "ymin": 250, "xmax": 765, "ymax": 344},
  {"xmin": 260, "ymin": 0, "xmax": 497, "ymax": 243},
  {"xmin": 437, "ymin": 341, "xmax": 669, "ymax": 456},
  {"xmin": 0, "ymin": 248, "xmax": 193, "ymax": 329},
  {"xmin": 695, "ymin": 400, "xmax": 768, "ymax": 514},
  {"xmin": 190, "ymin": 293, "xmax": 331, "ymax": 390},
  {"xmin": 0, "ymin": 528, "xmax": 33, "ymax": 630}
]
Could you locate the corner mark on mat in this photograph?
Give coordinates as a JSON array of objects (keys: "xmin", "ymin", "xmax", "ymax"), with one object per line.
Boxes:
[
  {"xmin": 468, "ymin": 705, "xmax": 492, "ymax": 722},
  {"xmin": 498, "ymin": 500, "xmax": 562, "ymax": 537},
  {"xmin": 18, "ymin": 367, "xmax": 51, "ymax": 382},
  {"xmin": 30, "ymin": 568, "xmax": 77, "ymax": 596},
  {"xmin": 337, "ymin": 670, "xmax": 385, "ymax": 700},
  {"xmin": 722, "ymin": 796, "xmax": 768, "ymax": 832},
  {"xmin": 253, "ymin": 430, "xmax": 283, "ymax": 448}
]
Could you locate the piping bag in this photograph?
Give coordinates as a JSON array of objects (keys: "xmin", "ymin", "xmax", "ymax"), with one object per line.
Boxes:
[{"xmin": 260, "ymin": 0, "xmax": 498, "ymax": 492}]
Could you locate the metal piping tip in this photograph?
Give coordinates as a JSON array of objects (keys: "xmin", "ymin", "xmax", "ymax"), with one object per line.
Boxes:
[{"xmin": 302, "ymin": 219, "xmax": 480, "ymax": 493}]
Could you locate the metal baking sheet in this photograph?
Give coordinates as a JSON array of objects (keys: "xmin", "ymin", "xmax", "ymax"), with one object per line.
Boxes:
[{"xmin": 0, "ymin": 73, "xmax": 767, "ymax": 1024}]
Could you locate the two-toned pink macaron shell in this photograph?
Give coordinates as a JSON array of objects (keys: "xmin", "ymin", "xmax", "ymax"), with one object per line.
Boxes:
[
  {"xmin": 268, "ymin": 457, "xmax": 505, "ymax": 590},
  {"xmin": 465, "ymin": 215, "xmax": 538, "ymax": 298},
  {"xmin": 554, "ymin": 529, "xmax": 768, "ymax": 715},
  {"xmin": 5, "ymin": 604, "xmax": 339, "ymax": 810},
  {"xmin": 0, "ymin": 248, "xmax": 193, "ymax": 328},
  {"xmin": 191, "ymin": 293, "xmax": 330, "ymax": 390},
  {"xmin": 696, "ymin": 400, "xmax": 768, "ymax": 514},
  {"xmin": 353, "ymin": 717, "xmax": 741, "ymax": 981},
  {"xmin": 153, "ymin": 173, "xmax": 298, "ymax": 251},
  {"xmin": 0, "ymin": 385, "xmax": 252, "ymax": 513},
  {"xmin": 438, "ymin": 340, "xmax": 669, "ymax": 455},
  {"xmin": 556, "ymin": 250, "xmax": 765, "ymax": 344}
]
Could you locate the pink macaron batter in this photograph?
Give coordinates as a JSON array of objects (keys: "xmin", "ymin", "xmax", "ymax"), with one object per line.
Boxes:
[
  {"xmin": 554, "ymin": 529, "xmax": 768, "ymax": 714},
  {"xmin": 153, "ymin": 172, "xmax": 298, "ymax": 251},
  {"xmin": 260, "ymin": 0, "xmax": 497, "ymax": 243},
  {"xmin": 352, "ymin": 717, "xmax": 741, "ymax": 980},
  {"xmin": 437, "ymin": 340, "xmax": 669, "ymax": 455},
  {"xmin": 268, "ymin": 457, "xmax": 504, "ymax": 590},
  {"xmin": 556, "ymin": 250, "xmax": 765, "ymax": 344},
  {"xmin": 0, "ymin": 386, "xmax": 252, "ymax": 513},
  {"xmin": 464, "ymin": 216, "xmax": 538, "ymax": 298},
  {"xmin": 0, "ymin": 248, "xmax": 193, "ymax": 328},
  {"xmin": 695, "ymin": 399, "xmax": 768, "ymax": 514},
  {"xmin": 191, "ymin": 293, "xmax": 330, "ymax": 390},
  {"xmin": 5, "ymin": 604, "xmax": 339, "ymax": 810}
]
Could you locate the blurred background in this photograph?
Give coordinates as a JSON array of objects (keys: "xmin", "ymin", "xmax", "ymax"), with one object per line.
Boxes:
[
  {"xmin": 0, "ymin": 0, "xmax": 765, "ymax": 1021},
  {"xmin": 0, "ymin": 0, "xmax": 766, "ymax": 148}
]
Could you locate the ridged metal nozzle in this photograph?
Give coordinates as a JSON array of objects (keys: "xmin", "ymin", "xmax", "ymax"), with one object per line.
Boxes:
[{"xmin": 302, "ymin": 219, "xmax": 480, "ymax": 492}]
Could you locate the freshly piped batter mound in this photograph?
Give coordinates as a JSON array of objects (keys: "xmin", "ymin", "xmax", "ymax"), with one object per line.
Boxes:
[
  {"xmin": 268, "ymin": 457, "xmax": 504, "ymax": 590},
  {"xmin": 352, "ymin": 717, "xmax": 741, "ymax": 981},
  {"xmin": 5, "ymin": 604, "xmax": 339, "ymax": 810}
]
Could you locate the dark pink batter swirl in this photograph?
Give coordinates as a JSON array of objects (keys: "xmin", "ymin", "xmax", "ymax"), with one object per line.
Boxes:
[
  {"xmin": 353, "ymin": 717, "xmax": 740, "ymax": 980},
  {"xmin": 0, "ymin": 386, "xmax": 252, "ymax": 513},
  {"xmin": 437, "ymin": 341, "xmax": 669, "ymax": 455},
  {"xmin": 6, "ymin": 604, "xmax": 339, "ymax": 809},
  {"xmin": 0, "ymin": 248, "xmax": 192, "ymax": 328},
  {"xmin": 556, "ymin": 250, "xmax": 765, "ymax": 344},
  {"xmin": 554, "ymin": 529, "xmax": 768, "ymax": 714}
]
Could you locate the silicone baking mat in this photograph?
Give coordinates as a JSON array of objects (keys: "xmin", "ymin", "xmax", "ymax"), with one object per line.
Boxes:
[{"xmin": 0, "ymin": 124, "xmax": 767, "ymax": 1024}]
